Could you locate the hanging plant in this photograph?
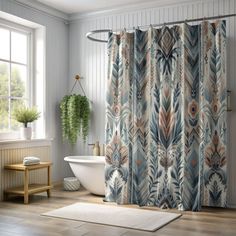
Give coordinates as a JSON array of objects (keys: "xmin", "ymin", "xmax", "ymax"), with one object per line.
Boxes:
[
  {"xmin": 60, "ymin": 95, "xmax": 70, "ymax": 141},
  {"xmin": 80, "ymin": 96, "xmax": 90, "ymax": 141},
  {"xmin": 60, "ymin": 94, "xmax": 90, "ymax": 144}
]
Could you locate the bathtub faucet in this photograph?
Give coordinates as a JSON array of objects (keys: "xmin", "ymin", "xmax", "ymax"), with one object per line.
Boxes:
[
  {"xmin": 88, "ymin": 142, "xmax": 105, "ymax": 156},
  {"xmin": 88, "ymin": 141, "xmax": 100, "ymax": 156}
]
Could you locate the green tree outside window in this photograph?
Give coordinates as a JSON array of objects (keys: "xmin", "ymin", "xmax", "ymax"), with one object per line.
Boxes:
[{"xmin": 0, "ymin": 63, "xmax": 26, "ymax": 132}]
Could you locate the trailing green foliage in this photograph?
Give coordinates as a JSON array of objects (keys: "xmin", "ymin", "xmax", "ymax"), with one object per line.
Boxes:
[
  {"xmin": 80, "ymin": 96, "xmax": 90, "ymax": 142},
  {"xmin": 60, "ymin": 95, "xmax": 70, "ymax": 141},
  {"xmin": 60, "ymin": 94, "xmax": 90, "ymax": 144},
  {"xmin": 13, "ymin": 106, "xmax": 40, "ymax": 128}
]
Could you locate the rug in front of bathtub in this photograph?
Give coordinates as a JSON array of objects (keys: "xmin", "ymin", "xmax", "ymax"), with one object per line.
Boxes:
[{"xmin": 42, "ymin": 202, "xmax": 181, "ymax": 232}]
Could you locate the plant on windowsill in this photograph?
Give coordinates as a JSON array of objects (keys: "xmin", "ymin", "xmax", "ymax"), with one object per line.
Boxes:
[
  {"xmin": 13, "ymin": 106, "xmax": 40, "ymax": 140},
  {"xmin": 60, "ymin": 94, "xmax": 90, "ymax": 145}
]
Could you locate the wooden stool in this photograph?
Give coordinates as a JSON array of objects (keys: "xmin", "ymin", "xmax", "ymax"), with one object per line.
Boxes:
[{"xmin": 4, "ymin": 162, "xmax": 52, "ymax": 204}]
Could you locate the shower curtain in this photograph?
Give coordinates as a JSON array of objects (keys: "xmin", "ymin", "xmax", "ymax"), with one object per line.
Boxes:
[{"xmin": 105, "ymin": 20, "xmax": 227, "ymax": 211}]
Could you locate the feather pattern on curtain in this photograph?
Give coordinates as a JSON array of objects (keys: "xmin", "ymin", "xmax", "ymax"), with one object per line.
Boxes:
[{"xmin": 105, "ymin": 20, "xmax": 227, "ymax": 211}]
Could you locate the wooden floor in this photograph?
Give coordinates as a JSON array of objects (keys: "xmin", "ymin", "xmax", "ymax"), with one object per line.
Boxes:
[{"xmin": 0, "ymin": 186, "xmax": 235, "ymax": 236}]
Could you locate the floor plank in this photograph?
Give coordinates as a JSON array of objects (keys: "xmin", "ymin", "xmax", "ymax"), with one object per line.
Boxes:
[{"xmin": 0, "ymin": 186, "xmax": 235, "ymax": 236}]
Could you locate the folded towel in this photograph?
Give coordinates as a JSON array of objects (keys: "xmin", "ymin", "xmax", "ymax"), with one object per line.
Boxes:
[
  {"xmin": 23, "ymin": 156, "xmax": 40, "ymax": 161},
  {"xmin": 23, "ymin": 156, "xmax": 40, "ymax": 166}
]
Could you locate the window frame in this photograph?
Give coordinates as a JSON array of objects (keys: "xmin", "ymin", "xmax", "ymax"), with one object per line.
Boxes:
[{"xmin": 0, "ymin": 19, "xmax": 34, "ymax": 140}]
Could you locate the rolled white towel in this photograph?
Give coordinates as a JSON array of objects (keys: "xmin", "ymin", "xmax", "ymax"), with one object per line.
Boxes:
[{"xmin": 23, "ymin": 156, "xmax": 40, "ymax": 166}]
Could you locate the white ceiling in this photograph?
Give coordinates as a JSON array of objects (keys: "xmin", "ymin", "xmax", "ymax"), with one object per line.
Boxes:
[{"xmin": 36, "ymin": 0, "xmax": 165, "ymax": 14}]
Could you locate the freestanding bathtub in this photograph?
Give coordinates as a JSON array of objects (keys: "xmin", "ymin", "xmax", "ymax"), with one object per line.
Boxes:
[{"xmin": 64, "ymin": 156, "xmax": 105, "ymax": 196}]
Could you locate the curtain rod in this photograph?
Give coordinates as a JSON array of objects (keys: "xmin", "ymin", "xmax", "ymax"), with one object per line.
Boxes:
[{"xmin": 86, "ymin": 13, "xmax": 236, "ymax": 43}]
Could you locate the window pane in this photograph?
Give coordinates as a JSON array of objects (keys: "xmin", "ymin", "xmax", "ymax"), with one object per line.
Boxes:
[
  {"xmin": 11, "ymin": 64, "xmax": 27, "ymax": 98},
  {"xmin": 0, "ymin": 99, "xmax": 9, "ymax": 132},
  {"xmin": 0, "ymin": 62, "xmax": 9, "ymax": 97},
  {"xmin": 11, "ymin": 31, "xmax": 27, "ymax": 64},
  {"xmin": 0, "ymin": 28, "xmax": 10, "ymax": 60},
  {"xmin": 11, "ymin": 98, "xmax": 26, "ymax": 131}
]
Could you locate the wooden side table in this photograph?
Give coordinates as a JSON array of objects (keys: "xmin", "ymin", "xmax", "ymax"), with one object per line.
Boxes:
[{"xmin": 4, "ymin": 162, "xmax": 52, "ymax": 204}]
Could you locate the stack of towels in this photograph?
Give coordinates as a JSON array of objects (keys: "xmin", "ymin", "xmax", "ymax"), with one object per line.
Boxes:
[{"xmin": 23, "ymin": 156, "xmax": 40, "ymax": 166}]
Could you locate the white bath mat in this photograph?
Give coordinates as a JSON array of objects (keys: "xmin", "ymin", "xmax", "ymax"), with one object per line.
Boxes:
[{"xmin": 42, "ymin": 202, "xmax": 181, "ymax": 232}]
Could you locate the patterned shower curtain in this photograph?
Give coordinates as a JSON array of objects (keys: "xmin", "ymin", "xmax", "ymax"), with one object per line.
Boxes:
[{"xmin": 105, "ymin": 20, "xmax": 227, "ymax": 211}]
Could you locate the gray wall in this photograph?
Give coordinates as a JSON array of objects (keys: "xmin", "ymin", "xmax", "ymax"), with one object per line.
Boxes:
[
  {"xmin": 68, "ymin": 0, "xmax": 236, "ymax": 207},
  {"xmin": 0, "ymin": 0, "xmax": 71, "ymax": 182}
]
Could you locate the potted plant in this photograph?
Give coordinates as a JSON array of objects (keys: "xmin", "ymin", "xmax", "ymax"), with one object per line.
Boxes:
[
  {"xmin": 60, "ymin": 94, "xmax": 90, "ymax": 144},
  {"xmin": 13, "ymin": 106, "xmax": 40, "ymax": 140}
]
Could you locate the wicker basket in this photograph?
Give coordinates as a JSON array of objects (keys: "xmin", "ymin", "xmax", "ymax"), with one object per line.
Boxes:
[{"xmin": 63, "ymin": 177, "xmax": 80, "ymax": 191}]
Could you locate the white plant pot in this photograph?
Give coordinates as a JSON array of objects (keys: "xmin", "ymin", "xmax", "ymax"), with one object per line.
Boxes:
[{"xmin": 20, "ymin": 127, "xmax": 32, "ymax": 140}]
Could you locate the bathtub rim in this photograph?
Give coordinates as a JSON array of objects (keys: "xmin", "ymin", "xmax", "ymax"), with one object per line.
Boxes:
[{"xmin": 64, "ymin": 156, "xmax": 105, "ymax": 164}]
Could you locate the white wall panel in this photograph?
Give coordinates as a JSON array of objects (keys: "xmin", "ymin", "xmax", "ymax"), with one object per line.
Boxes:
[{"xmin": 69, "ymin": 0, "xmax": 236, "ymax": 206}]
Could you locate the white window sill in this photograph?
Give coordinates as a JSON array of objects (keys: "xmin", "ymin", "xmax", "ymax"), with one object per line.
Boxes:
[{"xmin": 0, "ymin": 138, "xmax": 53, "ymax": 150}]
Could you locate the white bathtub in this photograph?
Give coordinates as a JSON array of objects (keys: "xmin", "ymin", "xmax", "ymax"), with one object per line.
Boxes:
[{"xmin": 64, "ymin": 156, "xmax": 105, "ymax": 196}]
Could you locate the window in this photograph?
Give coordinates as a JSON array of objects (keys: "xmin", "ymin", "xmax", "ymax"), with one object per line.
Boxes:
[
  {"xmin": 0, "ymin": 15, "xmax": 47, "ymax": 141},
  {"xmin": 0, "ymin": 24, "xmax": 32, "ymax": 135}
]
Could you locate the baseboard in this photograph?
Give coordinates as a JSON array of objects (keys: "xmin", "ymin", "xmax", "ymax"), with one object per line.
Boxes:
[
  {"xmin": 227, "ymin": 204, "xmax": 236, "ymax": 209},
  {"xmin": 52, "ymin": 181, "xmax": 63, "ymax": 188}
]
